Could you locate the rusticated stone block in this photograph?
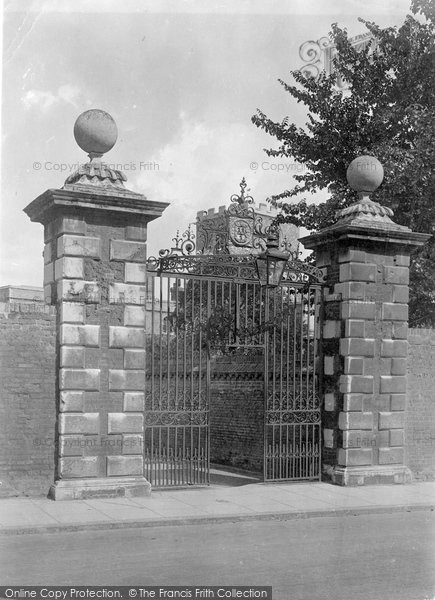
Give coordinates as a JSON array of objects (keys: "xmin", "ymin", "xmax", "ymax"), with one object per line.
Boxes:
[
  {"xmin": 344, "ymin": 357, "xmax": 364, "ymax": 375},
  {"xmin": 43, "ymin": 242, "xmax": 52, "ymax": 265},
  {"xmin": 125, "ymin": 263, "xmax": 146, "ymax": 284},
  {"xmin": 110, "ymin": 240, "xmax": 147, "ymax": 262},
  {"xmin": 60, "ymin": 346, "xmax": 85, "ymax": 368},
  {"xmin": 340, "ymin": 338, "xmax": 375, "ymax": 357},
  {"xmin": 57, "ymin": 280, "xmax": 100, "ymax": 303},
  {"xmin": 390, "ymin": 394, "xmax": 406, "ymax": 411},
  {"xmin": 340, "ymin": 263, "xmax": 376, "ymax": 283},
  {"xmin": 342, "ymin": 430, "xmax": 376, "ymax": 449},
  {"xmin": 337, "ymin": 448, "xmax": 373, "ymax": 466},
  {"xmin": 378, "ymin": 358, "xmax": 391, "ymax": 375},
  {"xmin": 44, "ymin": 283, "xmax": 53, "ymax": 304},
  {"xmin": 363, "ymin": 394, "xmax": 390, "ymax": 412},
  {"xmin": 122, "ymin": 434, "xmax": 143, "ymax": 455},
  {"xmin": 61, "ymin": 324, "xmax": 100, "ymax": 346},
  {"xmin": 109, "ymin": 283, "xmax": 147, "ymax": 305},
  {"xmin": 394, "ymin": 254, "xmax": 410, "ymax": 267},
  {"xmin": 60, "ymin": 368, "xmax": 100, "ymax": 391},
  {"xmin": 126, "ymin": 225, "xmax": 147, "ymax": 241},
  {"xmin": 340, "ymin": 375, "xmax": 373, "ymax": 394},
  {"xmin": 383, "ymin": 266, "xmax": 409, "ymax": 285},
  {"xmin": 59, "ymin": 413, "xmax": 100, "ymax": 434},
  {"xmin": 343, "ymin": 394, "xmax": 364, "ymax": 411},
  {"xmin": 124, "ymin": 306, "xmax": 146, "ymax": 326},
  {"xmin": 54, "ymin": 257, "xmax": 84, "ymax": 280},
  {"xmin": 60, "ymin": 391, "xmax": 84, "ymax": 412},
  {"xmin": 391, "ymin": 358, "xmax": 407, "ymax": 375},
  {"xmin": 324, "ymin": 356, "xmax": 335, "ymax": 375},
  {"xmin": 59, "ymin": 435, "xmax": 84, "ymax": 457},
  {"xmin": 341, "ymin": 301, "xmax": 376, "ymax": 320},
  {"xmin": 107, "ymin": 413, "xmax": 144, "ymax": 434},
  {"xmin": 390, "ymin": 429, "xmax": 405, "ymax": 446},
  {"xmin": 335, "ymin": 282, "xmax": 366, "ymax": 300},
  {"xmin": 44, "ymin": 221, "xmax": 54, "ymax": 242},
  {"xmin": 44, "ymin": 262, "xmax": 54, "ymax": 284},
  {"xmin": 323, "ymin": 429, "xmax": 335, "ymax": 449},
  {"xmin": 382, "ymin": 303, "xmax": 408, "ymax": 321},
  {"xmin": 324, "ymin": 392, "xmax": 336, "ymax": 411},
  {"xmin": 339, "ymin": 411, "xmax": 373, "ymax": 431},
  {"xmin": 344, "ymin": 320, "xmax": 365, "ymax": 338},
  {"xmin": 365, "ymin": 283, "xmax": 394, "ymax": 303},
  {"xmin": 124, "ymin": 349, "xmax": 146, "ymax": 369},
  {"xmin": 109, "ymin": 326, "xmax": 145, "ymax": 348},
  {"xmin": 323, "ymin": 320, "xmax": 341, "ymax": 338},
  {"xmin": 381, "ymin": 340, "xmax": 408, "ymax": 358},
  {"xmin": 380, "ymin": 376, "xmax": 406, "ymax": 394},
  {"xmin": 392, "ymin": 323, "xmax": 408, "ymax": 339},
  {"xmin": 362, "ymin": 358, "xmax": 376, "ymax": 375},
  {"xmin": 123, "ymin": 392, "xmax": 145, "ymax": 412},
  {"xmin": 60, "ymin": 302, "xmax": 84, "ymax": 323},
  {"xmin": 379, "ymin": 411, "xmax": 405, "ymax": 430},
  {"xmin": 109, "ymin": 370, "xmax": 145, "ymax": 391},
  {"xmin": 55, "ymin": 216, "xmax": 86, "ymax": 236},
  {"xmin": 85, "ymin": 348, "xmax": 101, "ymax": 369},
  {"xmin": 392, "ymin": 285, "xmax": 409, "ymax": 304},
  {"xmin": 57, "ymin": 235, "xmax": 100, "ymax": 258},
  {"xmin": 379, "ymin": 447, "xmax": 404, "ymax": 465},
  {"xmin": 107, "ymin": 455, "xmax": 143, "ymax": 476},
  {"xmin": 60, "ymin": 456, "xmax": 99, "ymax": 478},
  {"xmin": 337, "ymin": 249, "xmax": 366, "ymax": 264}
]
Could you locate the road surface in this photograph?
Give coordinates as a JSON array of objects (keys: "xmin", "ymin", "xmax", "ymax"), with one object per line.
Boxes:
[{"xmin": 1, "ymin": 511, "xmax": 434, "ymax": 600}]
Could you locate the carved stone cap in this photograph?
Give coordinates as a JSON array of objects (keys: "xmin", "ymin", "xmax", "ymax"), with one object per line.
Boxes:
[
  {"xmin": 64, "ymin": 161, "xmax": 127, "ymax": 189},
  {"xmin": 24, "ymin": 187, "xmax": 169, "ymax": 225},
  {"xmin": 299, "ymin": 155, "xmax": 431, "ymax": 250}
]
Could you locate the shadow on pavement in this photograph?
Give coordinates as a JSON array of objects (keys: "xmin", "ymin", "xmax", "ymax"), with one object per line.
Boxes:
[{"xmin": 209, "ymin": 467, "xmax": 263, "ymax": 487}]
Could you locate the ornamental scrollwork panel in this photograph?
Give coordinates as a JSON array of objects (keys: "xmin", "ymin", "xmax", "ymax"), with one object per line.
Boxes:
[
  {"xmin": 266, "ymin": 409, "xmax": 321, "ymax": 425},
  {"xmin": 144, "ymin": 410, "xmax": 208, "ymax": 427}
]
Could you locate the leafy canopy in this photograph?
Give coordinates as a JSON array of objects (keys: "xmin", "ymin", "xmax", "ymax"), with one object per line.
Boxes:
[{"xmin": 252, "ymin": 0, "xmax": 435, "ymax": 326}]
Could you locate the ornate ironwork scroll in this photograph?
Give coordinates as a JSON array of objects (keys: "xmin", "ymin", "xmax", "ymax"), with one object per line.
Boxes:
[
  {"xmin": 298, "ymin": 32, "xmax": 377, "ymax": 90},
  {"xmin": 298, "ymin": 37, "xmax": 330, "ymax": 80},
  {"xmin": 146, "ymin": 225, "xmax": 197, "ymax": 271},
  {"xmin": 145, "ymin": 411, "xmax": 208, "ymax": 427},
  {"xmin": 148, "ymin": 249, "xmax": 324, "ymax": 285}
]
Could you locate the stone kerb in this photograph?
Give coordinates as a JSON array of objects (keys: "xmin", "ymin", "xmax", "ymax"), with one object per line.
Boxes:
[{"xmin": 299, "ymin": 156, "xmax": 430, "ymax": 486}]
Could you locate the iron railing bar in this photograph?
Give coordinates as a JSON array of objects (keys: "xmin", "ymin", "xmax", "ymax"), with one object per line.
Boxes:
[
  {"xmin": 263, "ymin": 287, "xmax": 270, "ymax": 481},
  {"xmin": 292, "ymin": 289, "xmax": 297, "ymax": 411},
  {"xmin": 151, "ymin": 276, "xmax": 156, "ymax": 411},
  {"xmin": 175, "ymin": 277, "xmax": 180, "ymax": 411},
  {"xmin": 167, "ymin": 277, "xmax": 171, "ymax": 411}
]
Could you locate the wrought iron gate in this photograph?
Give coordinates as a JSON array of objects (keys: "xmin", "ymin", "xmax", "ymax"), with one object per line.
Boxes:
[
  {"xmin": 264, "ymin": 283, "xmax": 322, "ymax": 481},
  {"xmin": 143, "ymin": 273, "xmax": 210, "ymax": 487},
  {"xmin": 144, "ymin": 247, "xmax": 324, "ymax": 487}
]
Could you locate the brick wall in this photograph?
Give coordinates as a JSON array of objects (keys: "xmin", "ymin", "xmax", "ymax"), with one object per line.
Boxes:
[
  {"xmin": 210, "ymin": 356, "xmax": 264, "ymax": 473},
  {"xmin": 405, "ymin": 328, "xmax": 435, "ymax": 480},
  {"xmin": 0, "ymin": 303, "xmax": 56, "ymax": 496}
]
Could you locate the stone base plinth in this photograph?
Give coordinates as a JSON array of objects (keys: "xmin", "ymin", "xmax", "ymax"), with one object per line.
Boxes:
[
  {"xmin": 49, "ymin": 476, "xmax": 151, "ymax": 500},
  {"xmin": 329, "ymin": 465, "xmax": 412, "ymax": 487}
]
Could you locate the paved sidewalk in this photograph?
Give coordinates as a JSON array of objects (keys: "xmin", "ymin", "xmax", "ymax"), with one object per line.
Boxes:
[{"xmin": 0, "ymin": 471, "xmax": 434, "ymax": 535}]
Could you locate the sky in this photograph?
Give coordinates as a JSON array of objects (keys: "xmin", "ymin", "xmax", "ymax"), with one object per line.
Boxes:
[{"xmin": 1, "ymin": 0, "xmax": 412, "ymax": 286}]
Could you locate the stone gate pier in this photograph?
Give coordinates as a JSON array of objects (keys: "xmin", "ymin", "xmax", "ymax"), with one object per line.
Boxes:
[
  {"xmin": 301, "ymin": 156, "xmax": 430, "ymax": 485},
  {"xmin": 24, "ymin": 110, "xmax": 168, "ymax": 499}
]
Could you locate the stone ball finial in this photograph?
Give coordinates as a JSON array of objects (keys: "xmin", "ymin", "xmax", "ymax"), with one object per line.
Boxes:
[
  {"xmin": 74, "ymin": 109, "xmax": 118, "ymax": 160},
  {"xmin": 346, "ymin": 155, "xmax": 384, "ymax": 193}
]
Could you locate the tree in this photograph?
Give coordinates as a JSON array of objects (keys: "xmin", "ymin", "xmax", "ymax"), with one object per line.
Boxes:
[{"xmin": 252, "ymin": 0, "xmax": 435, "ymax": 326}]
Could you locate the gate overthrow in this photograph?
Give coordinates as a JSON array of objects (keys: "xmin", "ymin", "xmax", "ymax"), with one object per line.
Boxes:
[{"xmin": 144, "ymin": 243, "xmax": 324, "ymax": 487}]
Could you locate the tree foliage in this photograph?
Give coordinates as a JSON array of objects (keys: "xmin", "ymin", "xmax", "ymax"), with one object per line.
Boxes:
[{"xmin": 252, "ymin": 0, "xmax": 435, "ymax": 326}]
